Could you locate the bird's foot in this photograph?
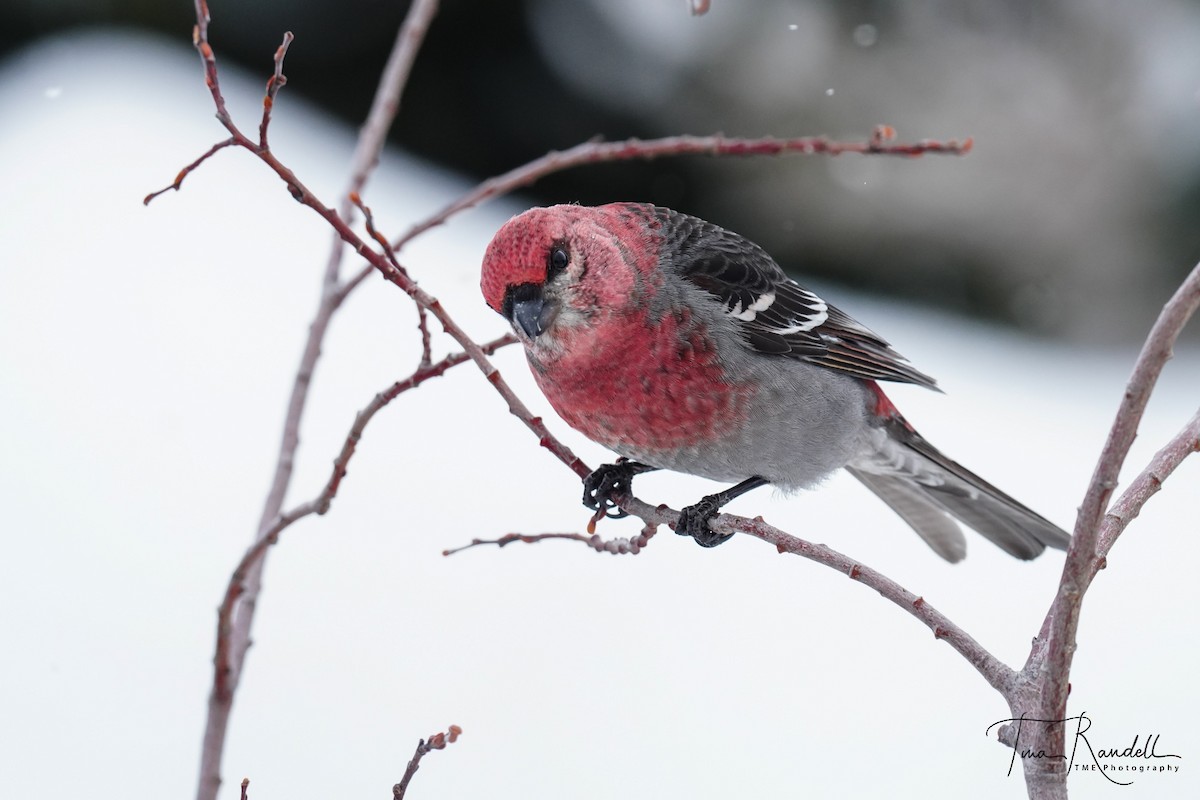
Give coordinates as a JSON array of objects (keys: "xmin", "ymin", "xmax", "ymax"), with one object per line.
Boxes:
[
  {"xmin": 583, "ymin": 459, "xmax": 654, "ymax": 519},
  {"xmin": 673, "ymin": 477, "xmax": 767, "ymax": 548},
  {"xmin": 675, "ymin": 496, "xmax": 734, "ymax": 548}
]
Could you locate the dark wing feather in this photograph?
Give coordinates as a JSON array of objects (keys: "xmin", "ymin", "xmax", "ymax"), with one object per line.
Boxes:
[{"xmin": 658, "ymin": 207, "xmax": 939, "ymax": 390}]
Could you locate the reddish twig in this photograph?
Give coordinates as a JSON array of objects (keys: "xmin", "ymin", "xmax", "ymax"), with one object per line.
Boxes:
[
  {"xmin": 142, "ymin": 137, "xmax": 236, "ymax": 204},
  {"xmin": 351, "ymin": 192, "xmax": 410, "ymax": 278},
  {"xmin": 324, "ymin": 0, "xmax": 440, "ymax": 292},
  {"xmin": 193, "ymin": 0, "xmax": 233, "ymax": 133},
  {"xmin": 416, "ymin": 306, "xmax": 434, "ymax": 369},
  {"xmin": 389, "ymin": 128, "xmax": 972, "ymax": 251},
  {"xmin": 350, "ymin": 191, "xmax": 435, "ymax": 367},
  {"xmin": 239, "ymin": 778, "xmax": 248, "ymax": 800},
  {"xmin": 258, "ymin": 32, "xmax": 294, "ymax": 149},
  {"xmin": 393, "ymin": 726, "xmax": 462, "ymax": 800},
  {"xmin": 338, "ymin": 127, "xmax": 972, "ymax": 303},
  {"xmin": 444, "ymin": 522, "xmax": 659, "ymax": 557}
]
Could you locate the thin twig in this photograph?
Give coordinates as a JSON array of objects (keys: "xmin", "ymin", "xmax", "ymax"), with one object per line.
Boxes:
[
  {"xmin": 393, "ymin": 726, "xmax": 462, "ymax": 800},
  {"xmin": 143, "ymin": 138, "xmax": 236, "ymax": 204},
  {"xmin": 416, "ymin": 307, "xmax": 434, "ymax": 369},
  {"xmin": 324, "ymin": 0, "xmax": 440, "ymax": 291},
  {"xmin": 337, "ymin": 127, "xmax": 973, "ymax": 305},
  {"xmin": 352, "ymin": 192, "xmax": 434, "ymax": 367},
  {"xmin": 393, "ymin": 127, "xmax": 971, "ymax": 250},
  {"xmin": 258, "ymin": 32, "xmax": 294, "ymax": 149},
  {"xmin": 351, "ymin": 191, "xmax": 410, "ymax": 279},
  {"xmin": 1097, "ymin": 407, "xmax": 1200, "ymax": 561},
  {"xmin": 444, "ymin": 523, "xmax": 659, "ymax": 557}
]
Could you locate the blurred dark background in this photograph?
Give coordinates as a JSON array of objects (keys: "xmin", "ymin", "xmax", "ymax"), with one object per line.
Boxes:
[{"xmin": 4, "ymin": 0, "xmax": 1199, "ymax": 341}]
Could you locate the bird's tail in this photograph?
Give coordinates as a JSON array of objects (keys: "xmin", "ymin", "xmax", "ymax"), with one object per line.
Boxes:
[{"xmin": 847, "ymin": 411, "xmax": 1070, "ymax": 563}]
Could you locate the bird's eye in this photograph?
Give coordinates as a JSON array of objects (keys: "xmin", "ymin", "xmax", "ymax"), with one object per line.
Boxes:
[{"xmin": 547, "ymin": 245, "xmax": 569, "ymax": 278}]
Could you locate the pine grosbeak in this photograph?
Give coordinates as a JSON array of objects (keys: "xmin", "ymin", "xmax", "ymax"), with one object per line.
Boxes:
[{"xmin": 480, "ymin": 203, "xmax": 1069, "ymax": 561}]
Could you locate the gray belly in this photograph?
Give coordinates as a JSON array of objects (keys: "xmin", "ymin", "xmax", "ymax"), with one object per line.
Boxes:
[{"xmin": 615, "ymin": 360, "xmax": 874, "ymax": 489}]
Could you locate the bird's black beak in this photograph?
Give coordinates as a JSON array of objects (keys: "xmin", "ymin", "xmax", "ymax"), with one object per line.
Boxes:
[{"xmin": 503, "ymin": 283, "xmax": 555, "ymax": 339}]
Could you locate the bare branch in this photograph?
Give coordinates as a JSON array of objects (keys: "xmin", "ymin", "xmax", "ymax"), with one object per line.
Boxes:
[
  {"xmin": 192, "ymin": 0, "xmax": 234, "ymax": 133},
  {"xmin": 730, "ymin": 512, "xmax": 1016, "ymax": 695},
  {"xmin": 344, "ymin": 0, "xmax": 439, "ymax": 205},
  {"xmin": 1026, "ymin": 259, "xmax": 1200, "ymax": 781},
  {"xmin": 444, "ymin": 521, "xmax": 659, "ymax": 557},
  {"xmin": 1071, "ymin": 260, "xmax": 1200, "ymax": 562},
  {"xmin": 143, "ymin": 137, "xmax": 236, "ymax": 204},
  {"xmin": 350, "ymin": 191, "xmax": 438, "ymax": 370},
  {"xmin": 335, "ymin": 127, "xmax": 973, "ymax": 310},
  {"xmin": 324, "ymin": 0, "xmax": 440, "ymax": 290},
  {"xmin": 416, "ymin": 306, "xmax": 434, "ymax": 369},
  {"xmin": 351, "ymin": 191, "xmax": 411, "ymax": 279},
  {"xmin": 258, "ymin": 32, "xmax": 294, "ymax": 149},
  {"xmin": 393, "ymin": 725, "xmax": 462, "ymax": 800},
  {"xmin": 390, "ymin": 128, "xmax": 973, "ymax": 250},
  {"xmin": 1097, "ymin": 407, "xmax": 1200, "ymax": 561}
]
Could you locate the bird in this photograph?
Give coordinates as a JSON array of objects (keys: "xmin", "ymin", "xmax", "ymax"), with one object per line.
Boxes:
[{"xmin": 479, "ymin": 202, "xmax": 1069, "ymax": 561}]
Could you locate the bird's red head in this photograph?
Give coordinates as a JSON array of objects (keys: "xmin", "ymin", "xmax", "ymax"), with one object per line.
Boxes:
[
  {"xmin": 480, "ymin": 203, "xmax": 663, "ymax": 341},
  {"xmin": 480, "ymin": 206, "xmax": 571, "ymax": 314}
]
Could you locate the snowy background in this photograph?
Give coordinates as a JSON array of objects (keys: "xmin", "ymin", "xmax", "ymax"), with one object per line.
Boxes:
[{"xmin": 1, "ymin": 25, "xmax": 1198, "ymax": 800}]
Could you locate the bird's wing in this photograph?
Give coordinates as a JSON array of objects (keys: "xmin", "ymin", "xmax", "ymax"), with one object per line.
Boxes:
[{"xmin": 660, "ymin": 207, "xmax": 939, "ymax": 389}]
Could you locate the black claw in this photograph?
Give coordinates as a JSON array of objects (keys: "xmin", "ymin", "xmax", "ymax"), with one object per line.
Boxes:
[
  {"xmin": 673, "ymin": 477, "xmax": 769, "ymax": 548},
  {"xmin": 675, "ymin": 497, "xmax": 734, "ymax": 548},
  {"xmin": 583, "ymin": 459, "xmax": 654, "ymax": 519}
]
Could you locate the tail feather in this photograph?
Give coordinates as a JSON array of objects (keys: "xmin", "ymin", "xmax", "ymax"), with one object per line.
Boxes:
[
  {"xmin": 851, "ymin": 415, "xmax": 1071, "ymax": 562},
  {"xmin": 847, "ymin": 467, "xmax": 967, "ymax": 562},
  {"xmin": 921, "ymin": 483, "xmax": 1064, "ymax": 559}
]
